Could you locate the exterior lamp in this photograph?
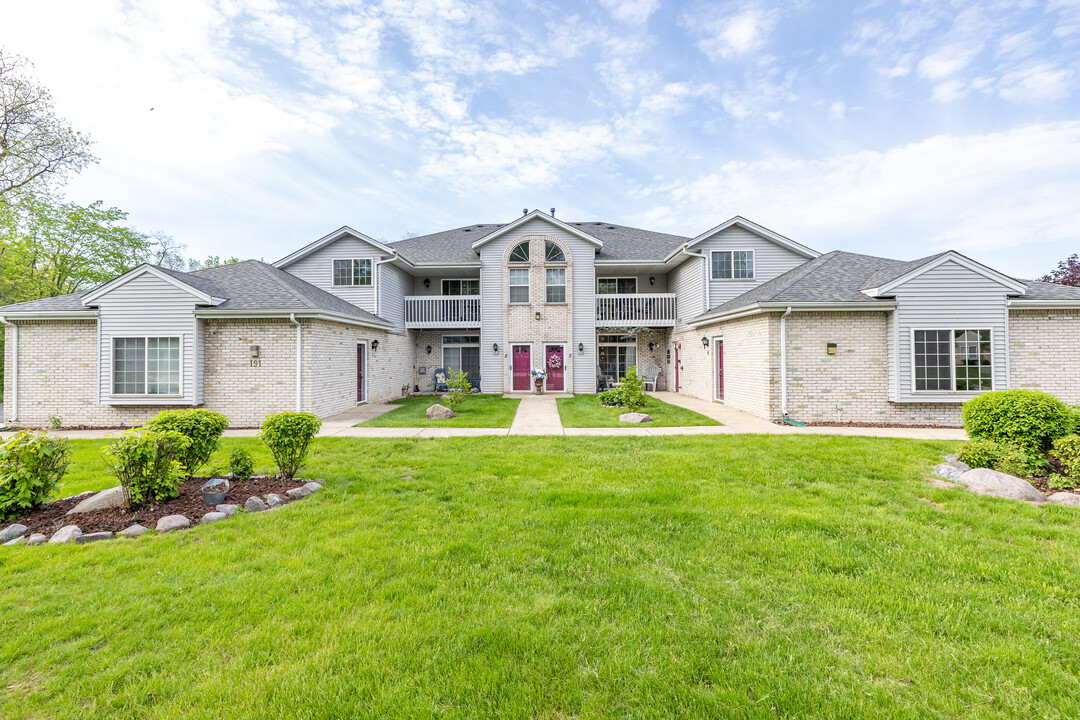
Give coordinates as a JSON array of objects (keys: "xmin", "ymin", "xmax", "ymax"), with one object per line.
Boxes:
[
  {"xmin": 648, "ymin": 342, "xmax": 655, "ymax": 351},
  {"xmin": 827, "ymin": 343, "xmax": 837, "ymax": 355},
  {"xmin": 578, "ymin": 342, "xmax": 584, "ymax": 354},
  {"xmin": 649, "ymin": 276, "xmax": 655, "ymax": 286},
  {"xmin": 249, "ymin": 345, "xmax": 260, "ymax": 358},
  {"xmin": 535, "ymin": 311, "xmax": 541, "ymax": 321},
  {"xmin": 426, "ymin": 344, "xmax": 432, "ymax": 354},
  {"xmin": 423, "ymin": 278, "xmax": 430, "ymax": 289},
  {"xmin": 701, "ymin": 336, "xmax": 709, "ymax": 349},
  {"xmin": 492, "ymin": 343, "xmax": 499, "ymax": 355},
  {"xmin": 371, "ymin": 339, "xmax": 379, "ymax": 351}
]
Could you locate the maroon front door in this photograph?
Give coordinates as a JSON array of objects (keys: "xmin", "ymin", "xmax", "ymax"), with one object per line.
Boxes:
[
  {"xmin": 545, "ymin": 344, "xmax": 564, "ymax": 392},
  {"xmin": 714, "ymin": 339, "xmax": 724, "ymax": 401},
  {"xmin": 512, "ymin": 345, "xmax": 531, "ymax": 391},
  {"xmin": 356, "ymin": 343, "xmax": 366, "ymax": 402}
]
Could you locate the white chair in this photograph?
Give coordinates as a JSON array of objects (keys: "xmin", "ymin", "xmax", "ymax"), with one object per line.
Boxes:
[{"xmin": 642, "ymin": 364, "xmax": 661, "ymax": 392}]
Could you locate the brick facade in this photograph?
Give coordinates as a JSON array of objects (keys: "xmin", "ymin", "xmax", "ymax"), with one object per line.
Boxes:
[{"xmin": 1008, "ymin": 309, "xmax": 1080, "ymax": 404}]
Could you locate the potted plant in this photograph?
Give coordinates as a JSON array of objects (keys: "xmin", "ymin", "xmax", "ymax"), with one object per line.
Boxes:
[
  {"xmin": 201, "ymin": 477, "xmax": 230, "ymax": 506},
  {"xmin": 531, "ymin": 368, "xmax": 547, "ymax": 395}
]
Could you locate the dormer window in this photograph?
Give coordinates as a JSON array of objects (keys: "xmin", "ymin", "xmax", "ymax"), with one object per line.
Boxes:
[
  {"xmin": 544, "ymin": 241, "xmax": 565, "ymax": 262},
  {"xmin": 509, "ymin": 241, "xmax": 530, "ymax": 263},
  {"xmin": 333, "ymin": 259, "xmax": 372, "ymax": 286},
  {"xmin": 711, "ymin": 250, "xmax": 754, "ymax": 280}
]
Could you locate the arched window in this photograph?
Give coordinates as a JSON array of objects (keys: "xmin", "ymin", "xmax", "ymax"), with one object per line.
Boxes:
[
  {"xmin": 544, "ymin": 241, "xmax": 565, "ymax": 262},
  {"xmin": 509, "ymin": 241, "xmax": 529, "ymax": 263}
]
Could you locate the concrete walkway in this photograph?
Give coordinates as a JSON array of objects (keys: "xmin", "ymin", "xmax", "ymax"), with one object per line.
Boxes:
[{"xmin": 508, "ymin": 394, "xmax": 566, "ymax": 436}]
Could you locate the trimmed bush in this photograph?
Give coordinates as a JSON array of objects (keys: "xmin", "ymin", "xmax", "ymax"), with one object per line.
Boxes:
[
  {"xmin": 144, "ymin": 409, "xmax": 228, "ymax": 477},
  {"xmin": 259, "ymin": 411, "xmax": 321, "ymax": 480},
  {"xmin": 957, "ymin": 438, "xmax": 1009, "ymax": 470},
  {"xmin": 228, "ymin": 448, "xmax": 255, "ymax": 482},
  {"xmin": 961, "ymin": 390, "xmax": 1074, "ymax": 454},
  {"xmin": 103, "ymin": 429, "xmax": 191, "ymax": 506},
  {"xmin": 1052, "ymin": 434, "xmax": 1080, "ymax": 478},
  {"xmin": 0, "ymin": 432, "xmax": 71, "ymax": 520},
  {"xmin": 620, "ymin": 366, "xmax": 647, "ymax": 412}
]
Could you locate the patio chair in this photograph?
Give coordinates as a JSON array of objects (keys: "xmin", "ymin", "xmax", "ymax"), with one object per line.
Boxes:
[
  {"xmin": 641, "ymin": 364, "xmax": 661, "ymax": 392},
  {"xmin": 432, "ymin": 368, "xmax": 448, "ymax": 394},
  {"xmin": 597, "ymin": 366, "xmax": 614, "ymax": 392}
]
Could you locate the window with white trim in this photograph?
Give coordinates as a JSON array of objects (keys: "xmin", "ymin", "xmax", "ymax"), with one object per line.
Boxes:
[
  {"xmin": 597, "ymin": 278, "xmax": 637, "ymax": 294},
  {"xmin": 914, "ymin": 329, "xmax": 992, "ymax": 392},
  {"xmin": 509, "ymin": 241, "xmax": 530, "ymax": 263},
  {"xmin": 441, "ymin": 279, "xmax": 479, "ymax": 296},
  {"xmin": 332, "ymin": 259, "xmax": 372, "ymax": 286},
  {"xmin": 509, "ymin": 268, "xmax": 530, "ymax": 303},
  {"xmin": 113, "ymin": 337, "xmax": 180, "ymax": 395},
  {"xmin": 711, "ymin": 250, "xmax": 754, "ymax": 279},
  {"xmin": 545, "ymin": 268, "xmax": 566, "ymax": 303},
  {"xmin": 442, "ymin": 335, "xmax": 480, "ymax": 380},
  {"xmin": 544, "ymin": 241, "xmax": 565, "ymax": 262}
]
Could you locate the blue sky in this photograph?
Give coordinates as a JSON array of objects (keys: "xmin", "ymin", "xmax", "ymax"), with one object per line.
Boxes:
[{"xmin": 8, "ymin": 0, "xmax": 1080, "ymax": 277}]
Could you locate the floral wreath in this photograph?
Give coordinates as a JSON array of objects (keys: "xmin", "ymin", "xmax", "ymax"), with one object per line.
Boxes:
[{"xmin": 547, "ymin": 355, "xmax": 562, "ymax": 370}]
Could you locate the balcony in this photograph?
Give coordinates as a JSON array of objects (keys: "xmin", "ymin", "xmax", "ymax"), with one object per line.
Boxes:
[
  {"xmin": 404, "ymin": 296, "xmax": 481, "ymax": 329},
  {"xmin": 595, "ymin": 293, "xmax": 677, "ymax": 327}
]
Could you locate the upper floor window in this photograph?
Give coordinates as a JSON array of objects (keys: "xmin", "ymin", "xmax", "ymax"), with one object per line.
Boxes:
[
  {"xmin": 333, "ymin": 258, "xmax": 372, "ymax": 286},
  {"xmin": 509, "ymin": 268, "xmax": 530, "ymax": 303},
  {"xmin": 597, "ymin": 278, "xmax": 636, "ymax": 294},
  {"xmin": 509, "ymin": 241, "xmax": 530, "ymax": 263},
  {"xmin": 914, "ymin": 329, "xmax": 992, "ymax": 392},
  {"xmin": 546, "ymin": 268, "xmax": 566, "ymax": 303},
  {"xmin": 442, "ymin": 279, "xmax": 479, "ymax": 296},
  {"xmin": 113, "ymin": 336, "xmax": 180, "ymax": 396},
  {"xmin": 711, "ymin": 250, "xmax": 754, "ymax": 280},
  {"xmin": 544, "ymin": 241, "xmax": 565, "ymax": 262}
]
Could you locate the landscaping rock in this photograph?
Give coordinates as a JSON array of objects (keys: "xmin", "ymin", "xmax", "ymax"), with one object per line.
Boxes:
[
  {"xmin": 61, "ymin": 490, "xmax": 94, "ymax": 502},
  {"xmin": 156, "ymin": 514, "xmax": 191, "ymax": 532},
  {"xmin": 216, "ymin": 504, "xmax": 239, "ymax": 517},
  {"xmin": 943, "ymin": 454, "xmax": 960, "ymax": 462},
  {"xmin": 945, "ymin": 459, "xmax": 971, "ymax": 472},
  {"xmin": 958, "ymin": 468, "xmax": 1046, "ymax": 503},
  {"xmin": 286, "ymin": 486, "xmax": 312, "ymax": 500},
  {"xmin": 426, "ymin": 404, "xmax": 454, "ymax": 419},
  {"xmin": 244, "ymin": 496, "xmax": 267, "ymax": 512},
  {"xmin": 1047, "ymin": 492, "xmax": 1080, "ymax": 507},
  {"xmin": 933, "ymin": 463, "xmax": 966, "ymax": 481},
  {"xmin": 303, "ymin": 482, "xmax": 323, "ymax": 493},
  {"xmin": 26, "ymin": 533, "xmax": 48, "ymax": 546},
  {"xmin": 118, "ymin": 524, "xmax": 148, "ymax": 538},
  {"xmin": 619, "ymin": 412, "xmax": 654, "ymax": 423},
  {"xmin": 67, "ymin": 486, "xmax": 126, "ymax": 515},
  {"xmin": 5, "ymin": 536, "xmax": 26, "ymax": 546},
  {"xmin": 266, "ymin": 493, "xmax": 285, "ymax": 508},
  {"xmin": 201, "ymin": 511, "xmax": 227, "ymax": 524},
  {"xmin": 76, "ymin": 531, "xmax": 114, "ymax": 544},
  {"xmin": 0, "ymin": 523, "xmax": 28, "ymax": 543},
  {"xmin": 310, "ymin": 478, "xmax": 326, "ymax": 485},
  {"xmin": 49, "ymin": 525, "xmax": 82, "ymax": 544}
]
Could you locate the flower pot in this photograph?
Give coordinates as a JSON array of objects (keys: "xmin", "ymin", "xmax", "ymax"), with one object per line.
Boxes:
[{"xmin": 201, "ymin": 478, "xmax": 230, "ymax": 506}]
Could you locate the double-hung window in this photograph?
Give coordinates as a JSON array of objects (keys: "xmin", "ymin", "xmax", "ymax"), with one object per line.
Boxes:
[
  {"xmin": 914, "ymin": 329, "xmax": 992, "ymax": 392},
  {"xmin": 442, "ymin": 335, "xmax": 480, "ymax": 380},
  {"xmin": 509, "ymin": 268, "xmax": 530, "ymax": 303},
  {"xmin": 711, "ymin": 250, "xmax": 754, "ymax": 279},
  {"xmin": 332, "ymin": 259, "xmax": 372, "ymax": 286},
  {"xmin": 113, "ymin": 337, "xmax": 180, "ymax": 395},
  {"xmin": 545, "ymin": 268, "xmax": 566, "ymax": 303}
]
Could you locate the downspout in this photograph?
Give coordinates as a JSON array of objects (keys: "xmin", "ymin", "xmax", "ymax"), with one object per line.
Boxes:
[
  {"xmin": 290, "ymin": 313, "xmax": 301, "ymax": 412},
  {"xmin": 780, "ymin": 306, "xmax": 792, "ymax": 419},
  {"xmin": 0, "ymin": 317, "xmax": 15, "ymax": 422}
]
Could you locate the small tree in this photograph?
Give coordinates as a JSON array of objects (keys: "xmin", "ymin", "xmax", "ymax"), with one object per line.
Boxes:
[
  {"xmin": 259, "ymin": 411, "xmax": 321, "ymax": 480},
  {"xmin": 0, "ymin": 431, "xmax": 70, "ymax": 519},
  {"xmin": 1040, "ymin": 254, "xmax": 1080, "ymax": 287},
  {"xmin": 443, "ymin": 369, "xmax": 471, "ymax": 411},
  {"xmin": 620, "ymin": 366, "xmax": 647, "ymax": 412},
  {"xmin": 103, "ymin": 429, "xmax": 191, "ymax": 506}
]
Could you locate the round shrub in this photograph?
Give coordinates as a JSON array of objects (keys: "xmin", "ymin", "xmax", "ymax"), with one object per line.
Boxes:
[
  {"xmin": 144, "ymin": 409, "xmax": 229, "ymax": 477},
  {"xmin": 259, "ymin": 411, "xmax": 321, "ymax": 480},
  {"xmin": 0, "ymin": 432, "xmax": 71, "ymax": 520},
  {"xmin": 103, "ymin": 429, "xmax": 191, "ymax": 506},
  {"xmin": 1051, "ymin": 434, "xmax": 1080, "ymax": 478},
  {"xmin": 961, "ymin": 390, "xmax": 1074, "ymax": 454},
  {"xmin": 957, "ymin": 438, "xmax": 1009, "ymax": 470}
]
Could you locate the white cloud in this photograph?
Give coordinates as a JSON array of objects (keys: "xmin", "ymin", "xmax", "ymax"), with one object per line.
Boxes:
[
  {"xmin": 918, "ymin": 41, "xmax": 982, "ymax": 80},
  {"xmin": 997, "ymin": 64, "xmax": 1075, "ymax": 103},
  {"xmin": 828, "ymin": 100, "xmax": 846, "ymax": 121},
  {"xmin": 598, "ymin": 0, "xmax": 659, "ymax": 25},
  {"xmin": 691, "ymin": 5, "xmax": 780, "ymax": 61}
]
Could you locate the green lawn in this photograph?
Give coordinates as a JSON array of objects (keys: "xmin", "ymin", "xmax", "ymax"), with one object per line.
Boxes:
[
  {"xmin": 359, "ymin": 394, "xmax": 521, "ymax": 428},
  {"xmin": 5, "ymin": 435, "xmax": 1080, "ymax": 718},
  {"xmin": 557, "ymin": 393, "xmax": 721, "ymax": 427}
]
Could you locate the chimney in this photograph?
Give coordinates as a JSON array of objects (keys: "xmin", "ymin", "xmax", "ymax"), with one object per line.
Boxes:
[{"xmin": 550, "ymin": 207, "xmax": 556, "ymax": 217}]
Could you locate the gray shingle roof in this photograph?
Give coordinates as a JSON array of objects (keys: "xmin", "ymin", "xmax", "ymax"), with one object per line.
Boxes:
[
  {"xmin": 388, "ymin": 221, "xmax": 691, "ymax": 264},
  {"xmin": 1015, "ymin": 280, "xmax": 1080, "ymax": 300},
  {"xmin": 0, "ymin": 292, "xmax": 92, "ymax": 313},
  {"xmin": 859, "ymin": 252, "xmax": 950, "ymax": 290}
]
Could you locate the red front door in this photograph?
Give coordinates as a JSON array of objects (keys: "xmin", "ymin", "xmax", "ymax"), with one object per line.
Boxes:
[
  {"xmin": 545, "ymin": 345, "xmax": 564, "ymax": 392},
  {"xmin": 512, "ymin": 345, "xmax": 531, "ymax": 391},
  {"xmin": 356, "ymin": 343, "xmax": 366, "ymax": 402}
]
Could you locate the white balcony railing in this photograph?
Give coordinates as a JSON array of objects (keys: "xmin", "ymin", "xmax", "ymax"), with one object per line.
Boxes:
[
  {"xmin": 595, "ymin": 293, "xmax": 677, "ymax": 327},
  {"xmin": 404, "ymin": 296, "xmax": 481, "ymax": 328}
]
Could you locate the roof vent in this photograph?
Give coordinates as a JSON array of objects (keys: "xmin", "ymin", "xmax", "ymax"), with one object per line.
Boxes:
[
  {"xmin": 606, "ymin": 226, "xmax": 615, "ymax": 230},
  {"xmin": 594, "ymin": 222, "xmax": 603, "ymax": 226},
  {"xmin": 522, "ymin": 208, "xmax": 528, "ymax": 215},
  {"xmin": 463, "ymin": 228, "xmax": 472, "ymax": 232},
  {"xmin": 550, "ymin": 207, "xmax": 556, "ymax": 217}
]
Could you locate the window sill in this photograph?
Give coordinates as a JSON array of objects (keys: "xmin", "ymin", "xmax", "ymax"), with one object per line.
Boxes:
[{"xmin": 105, "ymin": 396, "xmax": 191, "ymax": 406}]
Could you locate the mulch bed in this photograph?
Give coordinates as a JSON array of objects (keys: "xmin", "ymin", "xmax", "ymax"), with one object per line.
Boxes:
[
  {"xmin": 12, "ymin": 475, "xmax": 312, "ymax": 536},
  {"xmin": 791, "ymin": 421, "xmax": 962, "ymax": 429},
  {"xmin": 1029, "ymin": 476, "xmax": 1080, "ymax": 496}
]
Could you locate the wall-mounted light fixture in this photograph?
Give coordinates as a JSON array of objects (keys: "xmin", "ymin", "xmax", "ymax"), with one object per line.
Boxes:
[
  {"xmin": 492, "ymin": 343, "xmax": 499, "ymax": 355},
  {"xmin": 826, "ymin": 343, "xmax": 837, "ymax": 355},
  {"xmin": 701, "ymin": 336, "xmax": 709, "ymax": 349},
  {"xmin": 578, "ymin": 342, "xmax": 584, "ymax": 354},
  {"xmin": 426, "ymin": 344, "xmax": 432, "ymax": 354},
  {"xmin": 423, "ymin": 278, "xmax": 430, "ymax": 289},
  {"xmin": 249, "ymin": 345, "xmax": 260, "ymax": 358},
  {"xmin": 649, "ymin": 276, "xmax": 655, "ymax": 286},
  {"xmin": 371, "ymin": 339, "xmax": 379, "ymax": 351},
  {"xmin": 648, "ymin": 342, "xmax": 655, "ymax": 351},
  {"xmin": 535, "ymin": 311, "xmax": 541, "ymax": 321}
]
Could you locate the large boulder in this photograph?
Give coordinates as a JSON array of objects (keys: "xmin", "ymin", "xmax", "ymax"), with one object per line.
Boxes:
[
  {"xmin": 619, "ymin": 412, "xmax": 654, "ymax": 424},
  {"xmin": 426, "ymin": 404, "xmax": 454, "ymax": 420},
  {"xmin": 958, "ymin": 468, "xmax": 1046, "ymax": 503},
  {"xmin": 1047, "ymin": 492, "xmax": 1080, "ymax": 507},
  {"xmin": 49, "ymin": 525, "xmax": 82, "ymax": 544},
  {"xmin": 0, "ymin": 524, "xmax": 28, "ymax": 543},
  {"xmin": 67, "ymin": 486, "xmax": 126, "ymax": 515},
  {"xmin": 156, "ymin": 515, "xmax": 191, "ymax": 532}
]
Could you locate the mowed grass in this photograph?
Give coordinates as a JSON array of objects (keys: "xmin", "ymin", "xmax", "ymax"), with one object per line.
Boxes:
[
  {"xmin": 557, "ymin": 393, "xmax": 721, "ymax": 427},
  {"xmin": 4, "ymin": 435, "xmax": 1080, "ymax": 718},
  {"xmin": 359, "ymin": 394, "xmax": 521, "ymax": 428}
]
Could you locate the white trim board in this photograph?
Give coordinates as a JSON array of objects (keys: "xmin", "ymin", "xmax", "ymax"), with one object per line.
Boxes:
[
  {"xmin": 863, "ymin": 251, "xmax": 1027, "ymax": 297},
  {"xmin": 470, "ymin": 210, "xmax": 604, "ymax": 250},
  {"xmin": 684, "ymin": 216, "xmax": 819, "ymax": 259},
  {"xmin": 274, "ymin": 226, "xmax": 396, "ymax": 268},
  {"xmin": 82, "ymin": 265, "xmax": 224, "ymax": 307}
]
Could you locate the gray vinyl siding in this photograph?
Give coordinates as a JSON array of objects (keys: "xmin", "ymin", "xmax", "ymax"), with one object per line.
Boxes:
[
  {"xmin": 411, "ymin": 274, "xmax": 482, "ymax": 296},
  {"xmin": 699, "ymin": 226, "xmax": 809, "ymax": 308},
  {"xmin": 377, "ymin": 263, "xmax": 410, "ymax": 330},
  {"xmin": 893, "ymin": 260, "xmax": 1011, "ymax": 403},
  {"xmin": 595, "ymin": 273, "xmax": 668, "ymax": 293},
  {"xmin": 281, "ymin": 236, "xmax": 387, "ymax": 312},
  {"xmin": 669, "ymin": 255, "xmax": 704, "ymax": 331},
  {"xmin": 95, "ymin": 272, "xmax": 201, "ymax": 405},
  {"xmin": 478, "ymin": 217, "xmax": 597, "ymax": 394}
]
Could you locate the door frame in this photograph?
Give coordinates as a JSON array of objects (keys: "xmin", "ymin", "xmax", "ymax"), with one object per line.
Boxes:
[
  {"xmin": 510, "ymin": 343, "xmax": 533, "ymax": 392},
  {"xmin": 713, "ymin": 337, "xmax": 724, "ymax": 402},
  {"xmin": 356, "ymin": 341, "xmax": 368, "ymax": 404},
  {"xmin": 674, "ymin": 341, "xmax": 681, "ymax": 393},
  {"xmin": 543, "ymin": 342, "xmax": 568, "ymax": 393}
]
